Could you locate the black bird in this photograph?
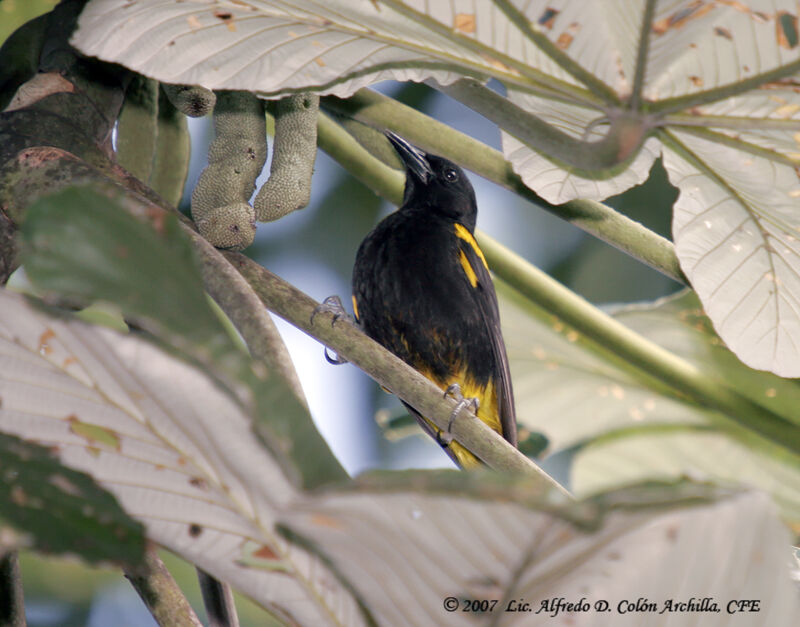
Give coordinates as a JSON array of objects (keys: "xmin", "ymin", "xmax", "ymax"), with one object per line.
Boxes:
[{"xmin": 351, "ymin": 131, "xmax": 517, "ymax": 467}]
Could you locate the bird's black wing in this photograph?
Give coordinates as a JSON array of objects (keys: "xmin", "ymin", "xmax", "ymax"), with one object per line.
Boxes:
[{"xmin": 456, "ymin": 230, "xmax": 517, "ymax": 447}]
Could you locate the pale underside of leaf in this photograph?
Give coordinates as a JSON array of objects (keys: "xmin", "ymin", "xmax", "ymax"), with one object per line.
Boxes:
[
  {"xmin": 501, "ymin": 290, "xmax": 708, "ymax": 452},
  {"xmin": 500, "ymin": 286, "xmax": 800, "ymax": 521},
  {"xmin": 501, "ymin": 91, "xmax": 662, "ymax": 202},
  {"xmin": 71, "ymin": 0, "xmax": 580, "ymax": 97},
  {"xmin": 645, "ymin": 0, "xmax": 800, "ymax": 100},
  {"xmin": 0, "ymin": 291, "xmax": 364, "ymax": 627},
  {"xmin": 666, "ymin": 129, "xmax": 800, "ymax": 376},
  {"xmin": 508, "ymin": 0, "xmax": 640, "ymax": 96},
  {"xmin": 283, "ymin": 489, "xmax": 798, "ymax": 626},
  {"xmin": 573, "ymin": 431, "xmax": 800, "ymax": 523}
]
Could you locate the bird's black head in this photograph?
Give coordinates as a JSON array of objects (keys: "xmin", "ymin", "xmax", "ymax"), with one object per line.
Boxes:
[{"xmin": 386, "ymin": 131, "xmax": 477, "ymax": 230}]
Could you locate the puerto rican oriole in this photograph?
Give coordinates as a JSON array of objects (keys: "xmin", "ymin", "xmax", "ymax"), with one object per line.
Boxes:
[{"xmin": 350, "ymin": 131, "xmax": 517, "ymax": 468}]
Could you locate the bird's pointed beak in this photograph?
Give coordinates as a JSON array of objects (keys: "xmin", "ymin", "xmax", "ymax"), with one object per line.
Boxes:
[{"xmin": 385, "ymin": 130, "xmax": 433, "ymax": 183}]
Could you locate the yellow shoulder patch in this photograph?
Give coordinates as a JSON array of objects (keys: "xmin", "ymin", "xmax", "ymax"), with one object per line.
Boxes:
[
  {"xmin": 453, "ymin": 223, "xmax": 488, "ymax": 270},
  {"xmin": 351, "ymin": 294, "xmax": 359, "ymax": 321}
]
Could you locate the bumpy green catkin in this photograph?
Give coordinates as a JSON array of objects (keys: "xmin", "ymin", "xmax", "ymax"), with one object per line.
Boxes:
[
  {"xmin": 161, "ymin": 83, "xmax": 217, "ymax": 118},
  {"xmin": 191, "ymin": 91, "xmax": 266, "ymax": 250},
  {"xmin": 254, "ymin": 93, "xmax": 319, "ymax": 221}
]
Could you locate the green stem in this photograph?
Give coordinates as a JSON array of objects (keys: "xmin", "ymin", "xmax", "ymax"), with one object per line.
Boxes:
[
  {"xmin": 322, "ymin": 89, "xmax": 685, "ymax": 284},
  {"xmin": 317, "ymin": 112, "xmax": 404, "ymax": 204},
  {"xmin": 629, "ymin": 0, "xmax": 656, "ymax": 110},
  {"xmin": 477, "ymin": 233, "xmax": 800, "ymax": 457},
  {"xmin": 664, "ymin": 113, "xmax": 800, "ymax": 131},
  {"xmin": 440, "ymin": 79, "xmax": 645, "ymax": 170},
  {"xmin": 649, "ymin": 58, "xmax": 800, "ymax": 115}
]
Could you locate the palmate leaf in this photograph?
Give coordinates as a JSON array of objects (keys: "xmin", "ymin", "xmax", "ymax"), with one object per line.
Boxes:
[
  {"xmin": 500, "ymin": 283, "xmax": 800, "ymax": 522},
  {"xmin": 1, "ymin": 289, "xmax": 798, "ymax": 625},
  {"xmin": 70, "ymin": 0, "xmax": 800, "ymax": 375}
]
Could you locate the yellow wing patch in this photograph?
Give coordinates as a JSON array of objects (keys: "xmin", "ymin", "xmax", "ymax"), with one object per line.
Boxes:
[
  {"xmin": 351, "ymin": 294, "xmax": 359, "ymax": 321},
  {"xmin": 453, "ymin": 223, "xmax": 488, "ymax": 270},
  {"xmin": 458, "ymin": 250, "xmax": 479, "ymax": 288}
]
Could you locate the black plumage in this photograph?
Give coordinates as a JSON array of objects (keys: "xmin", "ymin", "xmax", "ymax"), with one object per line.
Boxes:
[{"xmin": 351, "ymin": 132, "xmax": 516, "ymax": 467}]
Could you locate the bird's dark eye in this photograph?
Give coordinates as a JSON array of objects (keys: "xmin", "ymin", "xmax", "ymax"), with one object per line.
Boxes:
[{"xmin": 443, "ymin": 168, "xmax": 459, "ymax": 182}]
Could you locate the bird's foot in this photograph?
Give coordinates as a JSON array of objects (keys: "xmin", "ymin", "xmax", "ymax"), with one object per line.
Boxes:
[
  {"xmin": 310, "ymin": 295, "xmax": 353, "ymax": 365},
  {"xmin": 438, "ymin": 383, "xmax": 479, "ymax": 445},
  {"xmin": 311, "ymin": 295, "xmax": 353, "ymax": 326}
]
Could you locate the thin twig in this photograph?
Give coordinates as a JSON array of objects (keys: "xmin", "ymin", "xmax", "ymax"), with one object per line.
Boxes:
[
  {"xmin": 124, "ymin": 548, "xmax": 202, "ymax": 627},
  {"xmin": 0, "ymin": 551, "xmax": 25, "ymax": 627},
  {"xmin": 197, "ymin": 569, "xmax": 240, "ymax": 627}
]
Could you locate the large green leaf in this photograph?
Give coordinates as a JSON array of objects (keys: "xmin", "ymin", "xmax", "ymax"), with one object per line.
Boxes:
[
  {"xmin": 0, "ymin": 432, "xmax": 144, "ymax": 565},
  {"xmin": 0, "ymin": 293, "xmax": 796, "ymax": 625},
  {"xmin": 501, "ymin": 284, "xmax": 800, "ymax": 521},
  {"xmin": 21, "ymin": 186, "xmax": 345, "ymax": 489}
]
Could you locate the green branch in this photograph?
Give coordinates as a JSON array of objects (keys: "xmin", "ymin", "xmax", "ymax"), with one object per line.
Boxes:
[{"xmin": 322, "ymin": 88, "xmax": 684, "ymax": 284}]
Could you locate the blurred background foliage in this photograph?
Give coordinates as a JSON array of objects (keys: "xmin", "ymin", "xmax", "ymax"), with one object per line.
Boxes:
[{"xmin": 1, "ymin": 1, "xmax": 681, "ymax": 623}]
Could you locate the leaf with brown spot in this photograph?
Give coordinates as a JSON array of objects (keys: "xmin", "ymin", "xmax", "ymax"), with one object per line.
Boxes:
[
  {"xmin": 714, "ymin": 26, "xmax": 733, "ymax": 40},
  {"xmin": 537, "ymin": 7, "xmax": 559, "ymax": 30},
  {"xmin": 38, "ymin": 328, "xmax": 55, "ymax": 355},
  {"xmin": 453, "ymin": 13, "xmax": 475, "ymax": 34},
  {"xmin": 555, "ymin": 22, "xmax": 580, "ymax": 50}
]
